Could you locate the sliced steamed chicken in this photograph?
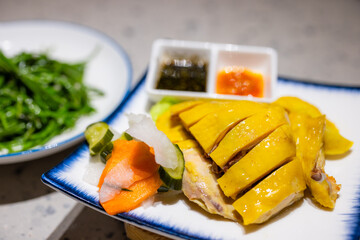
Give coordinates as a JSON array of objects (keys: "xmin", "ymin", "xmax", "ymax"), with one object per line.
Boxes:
[
  {"xmin": 156, "ymin": 101, "xmax": 304, "ymax": 224},
  {"xmin": 154, "ymin": 96, "xmax": 350, "ymax": 224},
  {"xmin": 189, "ymin": 101, "xmax": 267, "ymax": 153},
  {"xmin": 274, "ymin": 97, "xmax": 345, "ymax": 208},
  {"xmin": 217, "ymin": 124, "xmax": 296, "ymax": 199},
  {"xmin": 179, "ymin": 101, "xmax": 232, "ymax": 128},
  {"xmin": 290, "ymin": 113, "xmax": 341, "ymax": 208},
  {"xmin": 180, "ymin": 142, "xmax": 240, "ymax": 221},
  {"xmin": 209, "ymin": 106, "xmax": 288, "ymax": 168},
  {"xmin": 156, "ymin": 106, "xmax": 239, "ymax": 220},
  {"xmin": 233, "ymin": 158, "xmax": 306, "ymax": 225}
]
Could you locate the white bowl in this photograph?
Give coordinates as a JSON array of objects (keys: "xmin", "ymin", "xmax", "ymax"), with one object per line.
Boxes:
[
  {"xmin": 0, "ymin": 20, "xmax": 132, "ymax": 164},
  {"xmin": 146, "ymin": 39, "xmax": 277, "ymax": 102}
]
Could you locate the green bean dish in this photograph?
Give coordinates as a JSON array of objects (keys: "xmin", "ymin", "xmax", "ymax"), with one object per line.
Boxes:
[{"xmin": 0, "ymin": 50, "xmax": 102, "ymax": 154}]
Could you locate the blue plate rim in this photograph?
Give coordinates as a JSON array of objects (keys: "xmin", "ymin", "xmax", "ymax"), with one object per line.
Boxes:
[
  {"xmin": 42, "ymin": 72, "xmax": 212, "ymax": 240},
  {"xmin": 0, "ymin": 19, "xmax": 133, "ymax": 160},
  {"xmin": 42, "ymin": 72, "xmax": 360, "ymax": 240}
]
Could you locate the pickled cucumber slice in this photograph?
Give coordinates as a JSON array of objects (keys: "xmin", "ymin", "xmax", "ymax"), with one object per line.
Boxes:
[
  {"xmin": 85, "ymin": 122, "xmax": 114, "ymax": 155},
  {"xmin": 149, "ymin": 97, "xmax": 181, "ymax": 121},
  {"xmin": 100, "ymin": 141, "xmax": 114, "ymax": 163},
  {"xmin": 158, "ymin": 144, "xmax": 185, "ymax": 190}
]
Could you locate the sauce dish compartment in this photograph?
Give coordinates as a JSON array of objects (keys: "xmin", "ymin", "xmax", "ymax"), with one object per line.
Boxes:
[{"xmin": 146, "ymin": 39, "xmax": 277, "ymax": 102}]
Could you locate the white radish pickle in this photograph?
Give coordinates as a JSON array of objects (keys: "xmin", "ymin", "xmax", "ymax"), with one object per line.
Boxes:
[{"xmin": 125, "ymin": 113, "xmax": 178, "ymax": 170}]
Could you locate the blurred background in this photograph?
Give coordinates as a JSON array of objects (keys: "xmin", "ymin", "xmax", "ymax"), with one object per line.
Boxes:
[
  {"xmin": 1, "ymin": 0, "xmax": 359, "ymax": 86},
  {"xmin": 0, "ymin": 0, "xmax": 359, "ymax": 239}
]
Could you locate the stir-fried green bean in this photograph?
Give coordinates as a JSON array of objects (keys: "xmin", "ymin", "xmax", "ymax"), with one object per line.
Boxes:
[{"xmin": 0, "ymin": 50, "xmax": 103, "ymax": 154}]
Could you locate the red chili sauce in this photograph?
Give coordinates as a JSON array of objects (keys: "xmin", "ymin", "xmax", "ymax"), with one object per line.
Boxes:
[{"xmin": 216, "ymin": 67, "xmax": 264, "ymax": 97}]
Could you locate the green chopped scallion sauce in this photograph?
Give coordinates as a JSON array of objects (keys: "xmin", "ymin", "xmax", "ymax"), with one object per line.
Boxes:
[{"xmin": 156, "ymin": 57, "xmax": 207, "ymax": 92}]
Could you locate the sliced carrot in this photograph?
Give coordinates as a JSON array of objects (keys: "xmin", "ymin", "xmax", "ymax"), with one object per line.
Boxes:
[
  {"xmin": 97, "ymin": 139, "xmax": 162, "ymax": 215},
  {"xmin": 98, "ymin": 139, "xmax": 159, "ymax": 188},
  {"xmin": 101, "ymin": 171, "xmax": 162, "ymax": 215}
]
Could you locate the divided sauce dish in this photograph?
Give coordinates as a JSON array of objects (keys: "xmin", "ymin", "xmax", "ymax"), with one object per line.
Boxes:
[{"xmin": 146, "ymin": 39, "xmax": 277, "ymax": 102}]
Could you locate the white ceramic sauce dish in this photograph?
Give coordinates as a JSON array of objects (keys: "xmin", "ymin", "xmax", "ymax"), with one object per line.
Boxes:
[{"xmin": 146, "ymin": 39, "xmax": 277, "ymax": 102}]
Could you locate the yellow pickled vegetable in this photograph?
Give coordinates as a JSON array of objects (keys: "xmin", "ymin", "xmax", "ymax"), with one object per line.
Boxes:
[
  {"xmin": 324, "ymin": 120, "xmax": 353, "ymax": 155},
  {"xmin": 218, "ymin": 124, "xmax": 296, "ymax": 198},
  {"xmin": 210, "ymin": 106, "xmax": 288, "ymax": 168},
  {"xmin": 273, "ymin": 96, "xmax": 353, "ymax": 155},
  {"xmin": 189, "ymin": 101, "xmax": 267, "ymax": 153},
  {"xmin": 233, "ymin": 158, "xmax": 306, "ymax": 225}
]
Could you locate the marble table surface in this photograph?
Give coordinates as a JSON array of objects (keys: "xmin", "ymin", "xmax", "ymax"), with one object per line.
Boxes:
[{"xmin": 0, "ymin": 0, "xmax": 359, "ymax": 239}]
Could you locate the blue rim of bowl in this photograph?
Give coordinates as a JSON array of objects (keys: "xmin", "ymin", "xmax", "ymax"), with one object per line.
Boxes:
[
  {"xmin": 0, "ymin": 19, "xmax": 133, "ymax": 160},
  {"xmin": 43, "ymin": 72, "xmax": 360, "ymax": 240}
]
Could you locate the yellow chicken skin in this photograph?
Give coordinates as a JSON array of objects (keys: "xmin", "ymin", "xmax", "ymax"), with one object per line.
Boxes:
[
  {"xmin": 153, "ymin": 97, "xmax": 348, "ymax": 225},
  {"xmin": 273, "ymin": 96, "xmax": 353, "ymax": 156},
  {"xmin": 156, "ymin": 100, "xmax": 210, "ymax": 144},
  {"xmin": 218, "ymin": 124, "xmax": 296, "ymax": 199},
  {"xmin": 210, "ymin": 106, "xmax": 288, "ymax": 168},
  {"xmin": 233, "ymin": 158, "xmax": 306, "ymax": 225},
  {"xmin": 273, "ymin": 96, "xmax": 321, "ymax": 116},
  {"xmin": 290, "ymin": 113, "xmax": 340, "ymax": 208},
  {"xmin": 156, "ymin": 106, "xmax": 239, "ymax": 221},
  {"xmin": 176, "ymin": 139, "xmax": 199, "ymax": 150},
  {"xmin": 189, "ymin": 101, "xmax": 267, "ymax": 153},
  {"xmin": 170, "ymin": 100, "xmax": 204, "ymax": 116},
  {"xmin": 179, "ymin": 101, "xmax": 232, "ymax": 128},
  {"xmin": 156, "ymin": 109, "xmax": 191, "ymax": 143}
]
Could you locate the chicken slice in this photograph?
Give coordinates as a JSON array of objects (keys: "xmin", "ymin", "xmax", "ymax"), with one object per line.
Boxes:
[
  {"xmin": 189, "ymin": 101, "xmax": 267, "ymax": 153},
  {"xmin": 218, "ymin": 124, "xmax": 296, "ymax": 199},
  {"xmin": 156, "ymin": 109, "xmax": 191, "ymax": 143},
  {"xmin": 181, "ymin": 145, "xmax": 239, "ymax": 221},
  {"xmin": 169, "ymin": 100, "xmax": 204, "ymax": 116},
  {"xmin": 156, "ymin": 106, "xmax": 239, "ymax": 221},
  {"xmin": 210, "ymin": 106, "xmax": 288, "ymax": 168},
  {"xmin": 233, "ymin": 158, "xmax": 306, "ymax": 225},
  {"xmin": 290, "ymin": 113, "xmax": 340, "ymax": 208},
  {"xmin": 179, "ymin": 101, "xmax": 232, "ymax": 128}
]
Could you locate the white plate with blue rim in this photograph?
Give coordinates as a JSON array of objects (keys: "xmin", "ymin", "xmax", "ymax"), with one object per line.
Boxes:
[
  {"xmin": 42, "ymin": 72, "xmax": 360, "ymax": 240},
  {"xmin": 0, "ymin": 20, "xmax": 132, "ymax": 164}
]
